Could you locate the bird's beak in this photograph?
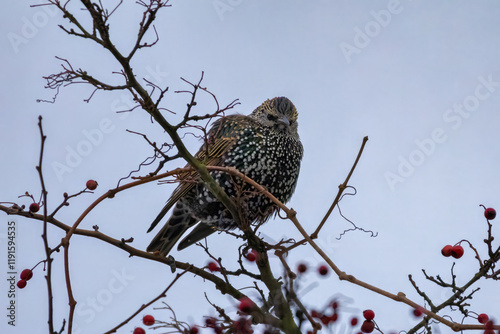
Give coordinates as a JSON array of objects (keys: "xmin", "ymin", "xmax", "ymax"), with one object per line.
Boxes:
[{"xmin": 278, "ymin": 116, "xmax": 290, "ymax": 127}]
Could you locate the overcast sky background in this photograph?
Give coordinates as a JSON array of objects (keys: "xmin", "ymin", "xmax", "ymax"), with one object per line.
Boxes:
[{"xmin": 2, "ymin": 1, "xmax": 500, "ymax": 333}]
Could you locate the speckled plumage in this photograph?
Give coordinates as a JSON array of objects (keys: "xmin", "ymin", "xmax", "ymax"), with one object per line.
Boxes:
[{"xmin": 147, "ymin": 97, "xmax": 303, "ymax": 256}]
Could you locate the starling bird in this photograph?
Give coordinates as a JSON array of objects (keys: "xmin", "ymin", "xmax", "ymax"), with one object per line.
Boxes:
[{"xmin": 147, "ymin": 97, "xmax": 303, "ymax": 256}]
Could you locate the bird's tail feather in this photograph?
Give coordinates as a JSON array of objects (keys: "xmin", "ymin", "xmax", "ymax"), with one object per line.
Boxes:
[
  {"xmin": 146, "ymin": 203, "xmax": 198, "ymax": 256},
  {"xmin": 178, "ymin": 222, "xmax": 216, "ymax": 251},
  {"xmin": 147, "ymin": 201, "xmax": 173, "ymax": 233}
]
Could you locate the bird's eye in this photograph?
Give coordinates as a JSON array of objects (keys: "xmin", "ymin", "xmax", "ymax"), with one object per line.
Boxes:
[{"xmin": 267, "ymin": 114, "xmax": 277, "ymax": 121}]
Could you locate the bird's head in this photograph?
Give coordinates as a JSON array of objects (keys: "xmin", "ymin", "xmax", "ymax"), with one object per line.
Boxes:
[{"xmin": 250, "ymin": 97, "xmax": 300, "ymax": 138}]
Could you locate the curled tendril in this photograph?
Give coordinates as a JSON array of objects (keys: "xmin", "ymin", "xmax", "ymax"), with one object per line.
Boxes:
[{"xmin": 336, "ymin": 186, "xmax": 378, "ymax": 240}]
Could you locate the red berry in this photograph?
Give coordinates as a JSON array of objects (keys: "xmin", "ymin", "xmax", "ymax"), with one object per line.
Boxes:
[
  {"xmin": 320, "ymin": 315, "xmax": 331, "ymax": 325},
  {"xmin": 362, "ymin": 309, "xmax": 375, "ymax": 321},
  {"xmin": 244, "ymin": 249, "xmax": 258, "ymax": 262},
  {"xmin": 189, "ymin": 327, "xmax": 199, "ymax": 334},
  {"xmin": 20, "ymin": 269, "xmax": 33, "ymax": 281},
  {"xmin": 318, "ymin": 265, "xmax": 328, "ymax": 276},
  {"xmin": 319, "ymin": 314, "xmax": 338, "ymax": 325},
  {"xmin": 484, "ymin": 320, "xmax": 494, "ymax": 329},
  {"xmin": 330, "ymin": 301, "xmax": 339, "ymax": 310},
  {"xmin": 238, "ymin": 297, "xmax": 254, "ymax": 313},
  {"xmin": 310, "ymin": 310, "xmax": 321, "ymax": 318},
  {"xmin": 86, "ymin": 179, "xmax": 98, "ymax": 190},
  {"xmin": 133, "ymin": 328, "xmax": 146, "ymax": 334},
  {"xmin": 142, "ymin": 314, "xmax": 155, "ymax": 326},
  {"xmin": 207, "ymin": 261, "xmax": 219, "ymax": 272},
  {"xmin": 232, "ymin": 317, "xmax": 252, "ymax": 333},
  {"xmin": 360, "ymin": 320, "xmax": 375, "ymax": 333},
  {"xmin": 297, "ymin": 263, "xmax": 307, "ymax": 273},
  {"xmin": 413, "ymin": 308, "xmax": 423, "ymax": 317},
  {"xmin": 29, "ymin": 203, "xmax": 40, "ymax": 213},
  {"xmin": 450, "ymin": 245, "xmax": 464, "ymax": 259},
  {"xmin": 484, "ymin": 208, "xmax": 496, "ymax": 220},
  {"xmin": 441, "ymin": 245, "xmax": 452, "ymax": 257},
  {"xmin": 205, "ymin": 317, "xmax": 217, "ymax": 327},
  {"xmin": 478, "ymin": 313, "xmax": 489, "ymax": 324},
  {"xmin": 350, "ymin": 317, "xmax": 358, "ymax": 326},
  {"xmin": 17, "ymin": 279, "xmax": 27, "ymax": 289}
]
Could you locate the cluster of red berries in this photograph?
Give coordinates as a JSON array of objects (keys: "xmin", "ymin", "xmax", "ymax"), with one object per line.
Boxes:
[
  {"xmin": 441, "ymin": 244, "xmax": 464, "ymax": 259},
  {"xmin": 359, "ymin": 309, "xmax": 376, "ymax": 333},
  {"xmin": 308, "ymin": 309, "xmax": 375, "ymax": 333},
  {"xmin": 441, "ymin": 207, "xmax": 497, "ymax": 260},
  {"xmin": 232, "ymin": 317, "xmax": 253, "ymax": 334},
  {"xmin": 17, "ymin": 269, "xmax": 33, "ymax": 289},
  {"xmin": 205, "ymin": 317, "xmax": 223, "ymax": 334},
  {"xmin": 478, "ymin": 314, "xmax": 496, "ymax": 334},
  {"xmin": 207, "ymin": 250, "xmax": 260, "ymax": 274},
  {"xmin": 296, "ymin": 263, "xmax": 329, "ymax": 276},
  {"xmin": 205, "ymin": 316, "xmax": 252, "ymax": 334},
  {"xmin": 186, "ymin": 296, "xmax": 251, "ymax": 333},
  {"xmin": 133, "ymin": 315, "xmax": 158, "ymax": 334},
  {"xmin": 309, "ymin": 300, "xmax": 340, "ymax": 327}
]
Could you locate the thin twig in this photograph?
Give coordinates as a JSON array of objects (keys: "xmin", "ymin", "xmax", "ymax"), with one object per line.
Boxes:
[
  {"xmin": 283, "ymin": 136, "xmax": 368, "ymax": 253},
  {"xmin": 105, "ymin": 268, "xmax": 190, "ymax": 333},
  {"xmin": 36, "ymin": 116, "xmax": 55, "ymax": 334},
  {"xmin": 312, "ymin": 136, "xmax": 368, "ymax": 238}
]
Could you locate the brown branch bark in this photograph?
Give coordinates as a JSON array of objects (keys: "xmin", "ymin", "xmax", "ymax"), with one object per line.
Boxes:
[
  {"xmin": 311, "ymin": 135, "xmax": 369, "ymax": 238},
  {"xmin": 35, "ymin": 116, "xmax": 56, "ymax": 334}
]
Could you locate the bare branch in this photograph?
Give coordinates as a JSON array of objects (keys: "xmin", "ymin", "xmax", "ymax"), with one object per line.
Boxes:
[
  {"xmin": 35, "ymin": 116, "xmax": 56, "ymax": 334},
  {"xmin": 312, "ymin": 136, "xmax": 369, "ymax": 238},
  {"xmin": 105, "ymin": 268, "xmax": 189, "ymax": 334}
]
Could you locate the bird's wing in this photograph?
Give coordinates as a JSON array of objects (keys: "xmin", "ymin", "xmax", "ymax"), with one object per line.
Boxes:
[{"xmin": 147, "ymin": 116, "xmax": 242, "ymax": 233}]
